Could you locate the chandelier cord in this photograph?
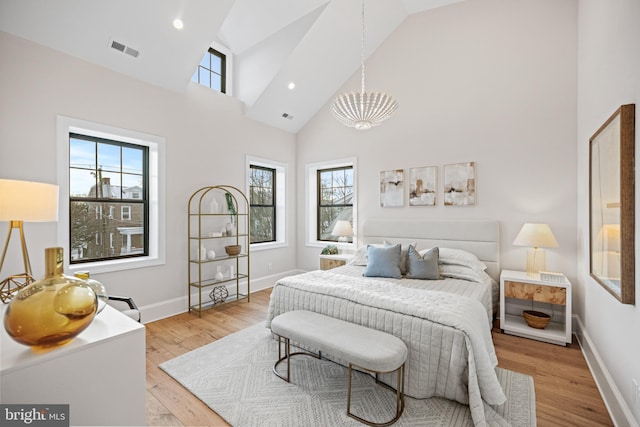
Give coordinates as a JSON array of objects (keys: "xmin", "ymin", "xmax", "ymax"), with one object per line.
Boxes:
[{"xmin": 360, "ymin": 0, "xmax": 366, "ymax": 95}]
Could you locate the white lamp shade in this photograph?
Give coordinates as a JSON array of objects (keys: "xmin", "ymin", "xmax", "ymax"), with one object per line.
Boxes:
[
  {"xmin": 331, "ymin": 220, "xmax": 353, "ymax": 237},
  {"xmin": 0, "ymin": 179, "xmax": 59, "ymax": 222},
  {"xmin": 513, "ymin": 223, "xmax": 558, "ymax": 249}
]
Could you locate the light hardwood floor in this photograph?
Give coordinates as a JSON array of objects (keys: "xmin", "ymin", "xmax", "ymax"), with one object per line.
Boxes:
[{"xmin": 145, "ymin": 288, "xmax": 613, "ymax": 427}]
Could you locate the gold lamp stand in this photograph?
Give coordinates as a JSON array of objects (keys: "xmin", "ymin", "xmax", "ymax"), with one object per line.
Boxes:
[{"xmin": 0, "ymin": 220, "xmax": 35, "ymax": 303}]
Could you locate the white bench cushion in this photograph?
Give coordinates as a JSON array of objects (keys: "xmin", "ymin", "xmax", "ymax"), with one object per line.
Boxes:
[{"xmin": 271, "ymin": 310, "xmax": 407, "ymax": 373}]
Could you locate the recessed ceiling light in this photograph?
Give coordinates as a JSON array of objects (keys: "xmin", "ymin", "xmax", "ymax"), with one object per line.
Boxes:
[
  {"xmin": 173, "ymin": 18, "xmax": 184, "ymax": 30},
  {"xmin": 287, "ymin": 82, "xmax": 295, "ymax": 90}
]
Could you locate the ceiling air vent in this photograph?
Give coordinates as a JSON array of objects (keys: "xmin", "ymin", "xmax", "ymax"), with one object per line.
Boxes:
[
  {"xmin": 111, "ymin": 40, "xmax": 125, "ymax": 52},
  {"xmin": 282, "ymin": 113, "xmax": 294, "ymax": 120},
  {"xmin": 110, "ymin": 39, "xmax": 140, "ymax": 58}
]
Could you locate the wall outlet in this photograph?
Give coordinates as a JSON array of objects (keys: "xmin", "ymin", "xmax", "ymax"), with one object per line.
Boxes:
[{"xmin": 633, "ymin": 379, "xmax": 640, "ymax": 406}]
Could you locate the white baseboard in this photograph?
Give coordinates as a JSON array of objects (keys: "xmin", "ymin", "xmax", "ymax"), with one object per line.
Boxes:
[
  {"xmin": 573, "ymin": 315, "xmax": 639, "ymax": 427},
  {"xmin": 138, "ymin": 269, "xmax": 305, "ymax": 324}
]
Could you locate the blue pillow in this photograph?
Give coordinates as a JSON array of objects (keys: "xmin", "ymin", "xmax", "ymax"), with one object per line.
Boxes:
[
  {"xmin": 363, "ymin": 244, "xmax": 402, "ymax": 278},
  {"xmin": 406, "ymin": 245, "xmax": 439, "ymax": 280}
]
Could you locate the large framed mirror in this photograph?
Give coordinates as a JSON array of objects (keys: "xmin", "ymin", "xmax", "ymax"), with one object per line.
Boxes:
[{"xmin": 589, "ymin": 104, "xmax": 635, "ymax": 304}]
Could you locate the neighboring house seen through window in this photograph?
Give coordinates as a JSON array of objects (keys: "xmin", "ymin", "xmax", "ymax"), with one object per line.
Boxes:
[{"xmin": 69, "ymin": 133, "xmax": 149, "ymax": 264}]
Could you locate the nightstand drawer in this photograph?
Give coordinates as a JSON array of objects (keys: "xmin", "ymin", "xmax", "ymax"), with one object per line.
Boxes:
[
  {"xmin": 320, "ymin": 258, "xmax": 346, "ymax": 270},
  {"xmin": 504, "ymin": 280, "xmax": 566, "ymax": 305}
]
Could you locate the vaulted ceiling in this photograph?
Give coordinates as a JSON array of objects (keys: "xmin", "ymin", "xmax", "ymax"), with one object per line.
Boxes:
[{"xmin": 0, "ymin": 0, "xmax": 462, "ymax": 133}]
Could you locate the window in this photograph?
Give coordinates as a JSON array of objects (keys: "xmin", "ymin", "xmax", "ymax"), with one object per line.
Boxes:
[
  {"xmin": 192, "ymin": 47, "xmax": 226, "ymax": 93},
  {"xmin": 306, "ymin": 158, "xmax": 357, "ymax": 248},
  {"xmin": 246, "ymin": 156, "xmax": 287, "ymax": 250},
  {"xmin": 249, "ymin": 165, "xmax": 276, "ymax": 243},
  {"xmin": 317, "ymin": 166, "xmax": 353, "ymax": 242},
  {"xmin": 57, "ymin": 116, "xmax": 165, "ymax": 275},
  {"xmin": 69, "ymin": 133, "xmax": 148, "ymax": 263},
  {"xmin": 121, "ymin": 206, "xmax": 131, "ymax": 220}
]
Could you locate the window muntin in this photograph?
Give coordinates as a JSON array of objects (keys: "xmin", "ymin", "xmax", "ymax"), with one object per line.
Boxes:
[
  {"xmin": 69, "ymin": 133, "xmax": 148, "ymax": 264},
  {"xmin": 249, "ymin": 165, "xmax": 276, "ymax": 244},
  {"xmin": 317, "ymin": 166, "xmax": 353, "ymax": 242},
  {"xmin": 191, "ymin": 47, "xmax": 226, "ymax": 93}
]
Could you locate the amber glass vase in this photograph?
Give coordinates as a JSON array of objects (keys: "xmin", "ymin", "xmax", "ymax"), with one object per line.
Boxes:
[{"xmin": 4, "ymin": 247, "xmax": 98, "ymax": 351}]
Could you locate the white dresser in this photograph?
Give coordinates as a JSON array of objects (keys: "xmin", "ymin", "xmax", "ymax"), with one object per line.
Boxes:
[{"xmin": 1, "ymin": 305, "xmax": 146, "ymax": 426}]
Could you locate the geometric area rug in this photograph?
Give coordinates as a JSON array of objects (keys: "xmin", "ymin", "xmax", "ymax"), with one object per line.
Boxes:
[{"xmin": 160, "ymin": 323, "xmax": 536, "ymax": 427}]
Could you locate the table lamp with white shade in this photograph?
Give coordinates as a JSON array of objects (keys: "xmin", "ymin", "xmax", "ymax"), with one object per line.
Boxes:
[
  {"xmin": 513, "ymin": 223, "xmax": 558, "ymax": 275},
  {"xmin": 331, "ymin": 220, "xmax": 353, "ymax": 244},
  {"xmin": 0, "ymin": 179, "xmax": 59, "ymax": 302}
]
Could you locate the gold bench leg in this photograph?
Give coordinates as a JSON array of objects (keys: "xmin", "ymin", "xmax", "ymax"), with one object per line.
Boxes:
[
  {"xmin": 347, "ymin": 363, "xmax": 405, "ymax": 427},
  {"xmin": 272, "ymin": 334, "xmax": 321, "ymax": 383}
]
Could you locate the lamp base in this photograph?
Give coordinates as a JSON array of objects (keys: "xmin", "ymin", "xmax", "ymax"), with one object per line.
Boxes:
[
  {"xmin": 526, "ymin": 248, "xmax": 546, "ymax": 276},
  {"xmin": 0, "ymin": 273, "xmax": 34, "ymax": 303}
]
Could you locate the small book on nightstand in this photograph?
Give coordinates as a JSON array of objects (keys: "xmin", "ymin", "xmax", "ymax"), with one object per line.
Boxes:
[{"xmin": 538, "ymin": 271, "xmax": 566, "ymax": 283}]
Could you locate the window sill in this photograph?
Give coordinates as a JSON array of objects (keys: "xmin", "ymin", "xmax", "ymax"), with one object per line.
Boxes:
[
  {"xmin": 250, "ymin": 241, "xmax": 288, "ymax": 252},
  {"xmin": 67, "ymin": 255, "xmax": 165, "ymax": 275}
]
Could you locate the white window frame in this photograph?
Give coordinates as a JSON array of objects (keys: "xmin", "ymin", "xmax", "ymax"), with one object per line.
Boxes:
[
  {"xmin": 57, "ymin": 115, "xmax": 166, "ymax": 274},
  {"xmin": 121, "ymin": 205, "xmax": 131, "ymax": 220},
  {"xmin": 305, "ymin": 157, "xmax": 357, "ymax": 251},
  {"xmin": 246, "ymin": 155, "xmax": 287, "ymax": 251}
]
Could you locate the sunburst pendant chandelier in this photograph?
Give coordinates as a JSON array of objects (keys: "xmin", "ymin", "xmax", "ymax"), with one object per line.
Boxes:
[{"xmin": 331, "ymin": 0, "xmax": 398, "ymax": 130}]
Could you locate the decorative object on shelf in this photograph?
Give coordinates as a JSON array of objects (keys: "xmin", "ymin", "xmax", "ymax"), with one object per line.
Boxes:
[
  {"xmin": 225, "ymin": 222, "xmax": 235, "ymax": 237},
  {"xmin": 0, "ymin": 179, "xmax": 59, "ymax": 303},
  {"xmin": 207, "ymin": 250, "xmax": 216, "ymax": 260},
  {"xmin": 215, "ymin": 266, "xmax": 224, "ymax": 281},
  {"xmin": 321, "ymin": 245, "xmax": 339, "ymax": 255},
  {"xmin": 225, "ymin": 192, "xmax": 237, "ymax": 225},
  {"xmin": 4, "ymin": 247, "xmax": 98, "ymax": 351},
  {"xmin": 522, "ymin": 310, "xmax": 551, "ymax": 329},
  {"xmin": 200, "ymin": 245, "xmax": 207, "ymax": 261},
  {"xmin": 331, "ymin": 221, "xmax": 353, "ymax": 243},
  {"xmin": 589, "ymin": 104, "xmax": 635, "ymax": 305},
  {"xmin": 209, "ymin": 198, "xmax": 219, "ymax": 214},
  {"xmin": 330, "ymin": 0, "xmax": 398, "ymax": 130},
  {"xmin": 444, "ymin": 162, "xmax": 476, "ymax": 206},
  {"xmin": 229, "ymin": 264, "xmax": 235, "ymax": 278},
  {"xmin": 225, "ymin": 245, "xmax": 241, "ymax": 256},
  {"xmin": 513, "ymin": 223, "xmax": 559, "ymax": 274},
  {"xmin": 74, "ymin": 271, "xmax": 109, "ymax": 314},
  {"xmin": 209, "ymin": 285, "xmax": 228, "ymax": 304}
]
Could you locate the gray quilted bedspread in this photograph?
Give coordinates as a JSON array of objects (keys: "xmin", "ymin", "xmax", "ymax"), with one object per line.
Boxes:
[{"xmin": 266, "ymin": 269, "xmax": 507, "ymax": 427}]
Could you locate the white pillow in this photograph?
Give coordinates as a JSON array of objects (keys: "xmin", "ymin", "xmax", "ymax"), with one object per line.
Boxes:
[
  {"xmin": 349, "ymin": 243, "xmax": 384, "ymax": 266},
  {"xmin": 427, "ymin": 247, "xmax": 487, "ymax": 272},
  {"xmin": 439, "ymin": 264, "xmax": 486, "ymax": 283}
]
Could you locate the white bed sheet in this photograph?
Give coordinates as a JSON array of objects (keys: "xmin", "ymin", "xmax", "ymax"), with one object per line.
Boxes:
[{"xmin": 332, "ymin": 264, "xmax": 497, "ymax": 324}]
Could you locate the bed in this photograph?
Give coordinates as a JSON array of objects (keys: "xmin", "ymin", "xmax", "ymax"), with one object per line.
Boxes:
[{"xmin": 266, "ymin": 219, "xmax": 505, "ymax": 426}]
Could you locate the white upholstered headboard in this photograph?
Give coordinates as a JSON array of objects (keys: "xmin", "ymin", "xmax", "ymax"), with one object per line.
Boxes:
[{"xmin": 361, "ymin": 219, "xmax": 500, "ymax": 281}]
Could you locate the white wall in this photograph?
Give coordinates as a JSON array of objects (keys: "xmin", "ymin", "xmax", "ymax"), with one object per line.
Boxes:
[
  {"xmin": 0, "ymin": 31, "xmax": 297, "ymax": 320},
  {"xmin": 577, "ymin": 0, "xmax": 640, "ymax": 424},
  {"xmin": 297, "ymin": 0, "xmax": 578, "ymax": 280}
]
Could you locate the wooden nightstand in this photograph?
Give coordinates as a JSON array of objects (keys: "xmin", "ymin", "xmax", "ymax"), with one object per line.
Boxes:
[
  {"xmin": 500, "ymin": 270, "xmax": 572, "ymax": 346},
  {"xmin": 319, "ymin": 254, "xmax": 352, "ymax": 270}
]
